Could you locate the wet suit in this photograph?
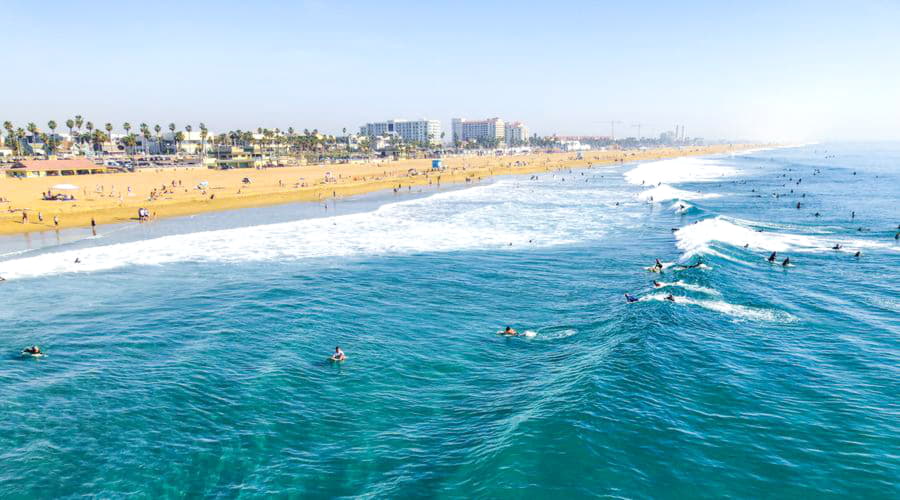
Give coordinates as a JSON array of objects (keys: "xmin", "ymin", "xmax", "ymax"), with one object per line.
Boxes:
[{"xmin": 624, "ymin": 294, "xmax": 639, "ymax": 303}]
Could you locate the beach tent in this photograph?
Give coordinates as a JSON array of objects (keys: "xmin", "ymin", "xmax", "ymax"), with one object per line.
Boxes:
[{"xmin": 51, "ymin": 184, "xmax": 79, "ymax": 190}]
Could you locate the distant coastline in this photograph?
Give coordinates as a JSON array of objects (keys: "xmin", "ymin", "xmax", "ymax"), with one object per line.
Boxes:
[{"xmin": 0, "ymin": 145, "xmax": 766, "ymax": 235}]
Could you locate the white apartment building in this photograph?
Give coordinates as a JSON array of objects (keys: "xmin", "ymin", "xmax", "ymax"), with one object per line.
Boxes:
[
  {"xmin": 504, "ymin": 122, "xmax": 529, "ymax": 145},
  {"xmin": 359, "ymin": 119, "xmax": 442, "ymax": 145},
  {"xmin": 451, "ymin": 117, "xmax": 505, "ymax": 143}
]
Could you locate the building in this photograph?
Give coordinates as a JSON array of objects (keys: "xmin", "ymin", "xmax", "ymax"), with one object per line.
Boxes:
[
  {"xmin": 5, "ymin": 158, "xmax": 108, "ymax": 178},
  {"xmin": 451, "ymin": 118, "xmax": 505, "ymax": 144},
  {"xmin": 504, "ymin": 122, "xmax": 529, "ymax": 146},
  {"xmin": 359, "ymin": 119, "xmax": 441, "ymax": 145}
]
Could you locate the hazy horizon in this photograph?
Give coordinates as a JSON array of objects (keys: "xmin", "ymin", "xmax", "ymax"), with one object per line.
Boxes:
[{"xmin": 3, "ymin": 1, "xmax": 899, "ymax": 142}]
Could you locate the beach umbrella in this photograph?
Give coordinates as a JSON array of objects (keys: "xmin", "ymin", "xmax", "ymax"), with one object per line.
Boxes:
[{"xmin": 51, "ymin": 184, "xmax": 79, "ymax": 190}]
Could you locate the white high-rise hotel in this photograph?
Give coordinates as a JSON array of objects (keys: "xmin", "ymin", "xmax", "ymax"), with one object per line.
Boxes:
[
  {"xmin": 359, "ymin": 119, "xmax": 442, "ymax": 145},
  {"xmin": 452, "ymin": 118, "xmax": 530, "ymax": 145}
]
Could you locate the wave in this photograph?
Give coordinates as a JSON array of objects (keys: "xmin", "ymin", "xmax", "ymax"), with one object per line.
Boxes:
[
  {"xmin": 0, "ymin": 179, "xmax": 632, "ymax": 281},
  {"xmin": 652, "ymin": 281, "xmax": 720, "ymax": 295},
  {"xmin": 640, "ymin": 293, "xmax": 794, "ymax": 322},
  {"xmin": 674, "ymin": 216, "xmax": 898, "ymax": 258},
  {"xmin": 624, "ymin": 157, "xmax": 741, "ymax": 186},
  {"xmin": 668, "ymin": 200, "xmax": 697, "ymax": 215},
  {"xmin": 637, "ymin": 185, "xmax": 720, "ymax": 202}
]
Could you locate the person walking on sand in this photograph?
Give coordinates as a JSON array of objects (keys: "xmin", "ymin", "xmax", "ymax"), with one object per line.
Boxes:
[
  {"xmin": 53, "ymin": 215, "xmax": 59, "ymax": 228},
  {"xmin": 21, "ymin": 211, "xmax": 28, "ymax": 224}
]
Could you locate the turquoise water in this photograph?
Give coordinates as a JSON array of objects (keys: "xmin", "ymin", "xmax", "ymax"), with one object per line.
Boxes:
[{"xmin": 1, "ymin": 144, "xmax": 898, "ymax": 498}]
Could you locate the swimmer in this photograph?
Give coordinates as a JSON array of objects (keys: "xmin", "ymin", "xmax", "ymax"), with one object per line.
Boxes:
[
  {"xmin": 330, "ymin": 346, "xmax": 346, "ymax": 362},
  {"xmin": 500, "ymin": 326, "xmax": 519, "ymax": 336},
  {"xmin": 624, "ymin": 293, "xmax": 639, "ymax": 303},
  {"xmin": 768, "ymin": 251, "xmax": 777, "ymax": 263},
  {"xmin": 664, "ymin": 294, "xmax": 676, "ymax": 302}
]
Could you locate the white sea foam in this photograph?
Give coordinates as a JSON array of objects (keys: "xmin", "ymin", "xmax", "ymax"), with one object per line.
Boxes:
[
  {"xmin": 624, "ymin": 157, "xmax": 741, "ymax": 186},
  {"xmin": 653, "ymin": 281, "xmax": 720, "ymax": 295},
  {"xmin": 675, "ymin": 216, "xmax": 898, "ymax": 257},
  {"xmin": 669, "ymin": 201, "xmax": 694, "ymax": 213},
  {"xmin": 0, "ymin": 179, "xmax": 634, "ymax": 281},
  {"xmin": 641, "ymin": 293, "xmax": 794, "ymax": 322}
]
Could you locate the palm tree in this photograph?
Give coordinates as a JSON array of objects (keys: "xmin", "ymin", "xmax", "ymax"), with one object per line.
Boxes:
[
  {"xmin": 105, "ymin": 123, "xmax": 113, "ymax": 146},
  {"xmin": 168, "ymin": 123, "xmax": 176, "ymax": 153},
  {"xmin": 47, "ymin": 121, "xmax": 58, "ymax": 154},
  {"xmin": 15, "ymin": 128, "xmax": 26, "ymax": 157},
  {"xmin": 174, "ymin": 131, "xmax": 184, "ymax": 153},
  {"xmin": 74, "ymin": 115, "xmax": 84, "ymax": 144},
  {"xmin": 123, "ymin": 122, "xmax": 131, "ymax": 136},
  {"xmin": 142, "ymin": 128, "xmax": 152, "ymax": 155},
  {"xmin": 66, "ymin": 118, "xmax": 74, "ymax": 138},
  {"xmin": 199, "ymin": 123, "xmax": 208, "ymax": 159}
]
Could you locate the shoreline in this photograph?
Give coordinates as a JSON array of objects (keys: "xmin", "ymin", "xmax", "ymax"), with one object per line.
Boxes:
[{"xmin": 0, "ymin": 145, "xmax": 767, "ymax": 235}]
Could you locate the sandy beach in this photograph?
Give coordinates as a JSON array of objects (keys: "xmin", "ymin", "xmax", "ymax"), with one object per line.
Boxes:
[{"xmin": 0, "ymin": 145, "xmax": 759, "ymax": 235}]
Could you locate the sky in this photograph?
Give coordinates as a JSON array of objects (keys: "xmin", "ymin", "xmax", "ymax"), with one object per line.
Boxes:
[{"xmin": 2, "ymin": 0, "xmax": 899, "ymax": 142}]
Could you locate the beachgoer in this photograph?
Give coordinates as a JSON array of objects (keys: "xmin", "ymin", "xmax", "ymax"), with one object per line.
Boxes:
[
  {"xmin": 53, "ymin": 215, "xmax": 59, "ymax": 227},
  {"xmin": 330, "ymin": 346, "xmax": 346, "ymax": 361},
  {"xmin": 22, "ymin": 212, "xmax": 28, "ymax": 224}
]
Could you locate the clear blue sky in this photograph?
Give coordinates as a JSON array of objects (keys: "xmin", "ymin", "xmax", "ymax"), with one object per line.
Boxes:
[{"xmin": 2, "ymin": 0, "xmax": 898, "ymax": 141}]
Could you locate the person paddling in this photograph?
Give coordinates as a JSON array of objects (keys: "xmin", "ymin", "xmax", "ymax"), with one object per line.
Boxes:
[
  {"xmin": 330, "ymin": 346, "xmax": 346, "ymax": 362},
  {"xmin": 768, "ymin": 251, "xmax": 777, "ymax": 263}
]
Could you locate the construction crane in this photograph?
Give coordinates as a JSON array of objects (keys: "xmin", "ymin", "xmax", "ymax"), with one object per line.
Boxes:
[
  {"xmin": 632, "ymin": 123, "xmax": 646, "ymax": 140},
  {"xmin": 609, "ymin": 120, "xmax": 623, "ymax": 142}
]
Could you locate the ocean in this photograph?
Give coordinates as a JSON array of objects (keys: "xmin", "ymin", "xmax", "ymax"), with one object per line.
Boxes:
[{"xmin": 1, "ymin": 143, "xmax": 898, "ymax": 498}]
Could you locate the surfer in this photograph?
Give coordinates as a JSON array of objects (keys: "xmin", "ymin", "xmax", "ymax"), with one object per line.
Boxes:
[
  {"xmin": 782, "ymin": 257, "xmax": 791, "ymax": 266},
  {"xmin": 768, "ymin": 251, "xmax": 777, "ymax": 263},
  {"xmin": 652, "ymin": 280, "xmax": 663, "ymax": 288},
  {"xmin": 624, "ymin": 294, "xmax": 639, "ymax": 303},
  {"xmin": 854, "ymin": 251, "xmax": 861, "ymax": 258},
  {"xmin": 677, "ymin": 258, "xmax": 703, "ymax": 269},
  {"xmin": 22, "ymin": 345, "xmax": 41, "ymax": 355},
  {"xmin": 832, "ymin": 244, "xmax": 842, "ymax": 250},
  {"xmin": 664, "ymin": 294, "xmax": 676, "ymax": 302},
  {"xmin": 500, "ymin": 326, "xmax": 519, "ymax": 336},
  {"xmin": 652, "ymin": 259, "xmax": 664, "ymax": 272},
  {"xmin": 330, "ymin": 346, "xmax": 346, "ymax": 362}
]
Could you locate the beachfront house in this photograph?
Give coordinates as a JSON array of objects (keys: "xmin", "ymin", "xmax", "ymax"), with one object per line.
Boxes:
[{"xmin": 4, "ymin": 158, "xmax": 108, "ymax": 178}]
